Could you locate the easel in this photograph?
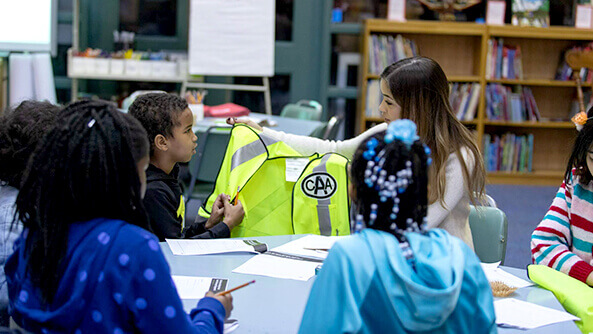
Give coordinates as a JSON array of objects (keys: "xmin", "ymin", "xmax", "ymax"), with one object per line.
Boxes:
[
  {"xmin": 180, "ymin": 77, "xmax": 272, "ymax": 115},
  {"xmin": 566, "ymin": 49, "xmax": 593, "ymax": 114}
]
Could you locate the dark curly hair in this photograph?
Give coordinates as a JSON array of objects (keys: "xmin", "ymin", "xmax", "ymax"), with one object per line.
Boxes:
[
  {"xmin": 0, "ymin": 101, "xmax": 61, "ymax": 188},
  {"xmin": 15, "ymin": 100, "xmax": 150, "ymax": 303},
  {"xmin": 128, "ymin": 93, "xmax": 188, "ymax": 155},
  {"xmin": 351, "ymin": 131, "xmax": 429, "ymax": 240}
]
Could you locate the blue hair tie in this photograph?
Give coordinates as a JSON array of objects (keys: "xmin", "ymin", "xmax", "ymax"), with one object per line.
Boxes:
[{"xmin": 386, "ymin": 119, "xmax": 419, "ymax": 147}]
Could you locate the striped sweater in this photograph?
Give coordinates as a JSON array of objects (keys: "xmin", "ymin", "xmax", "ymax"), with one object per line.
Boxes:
[{"xmin": 531, "ymin": 171, "xmax": 593, "ymax": 284}]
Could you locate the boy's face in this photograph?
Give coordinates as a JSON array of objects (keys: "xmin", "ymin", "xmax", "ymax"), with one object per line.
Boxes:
[{"xmin": 167, "ymin": 108, "xmax": 197, "ymax": 163}]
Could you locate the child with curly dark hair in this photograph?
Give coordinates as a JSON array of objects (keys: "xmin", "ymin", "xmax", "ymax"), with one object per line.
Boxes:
[
  {"xmin": 7, "ymin": 100, "xmax": 232, "ymax": 333},
  {"xmin": 0, "ymin": 100, "xmax": 60, "ymax": 325},
  {"xmin": 129, "ymin": 93, "xmax": 244, "ymax": 241}
]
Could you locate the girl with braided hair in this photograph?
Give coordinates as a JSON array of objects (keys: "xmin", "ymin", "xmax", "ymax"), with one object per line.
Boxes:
[
  {"xmin": 298, "ymin": 120, "xmax": 495, "ymax": 333},
  {"xmin": 6, "ymin": 100, "xmax": 232, "ymax": 333}
]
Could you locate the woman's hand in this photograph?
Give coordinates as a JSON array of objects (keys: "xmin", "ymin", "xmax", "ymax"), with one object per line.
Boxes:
[{"xmin": 226, "ymin": 117, "xmax": 263, "ymax": 131}]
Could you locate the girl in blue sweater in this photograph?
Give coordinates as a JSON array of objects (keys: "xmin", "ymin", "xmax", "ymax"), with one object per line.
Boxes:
[{"xmin": 6, "ymin": 100, "xmax": 231, "ymax": 333}]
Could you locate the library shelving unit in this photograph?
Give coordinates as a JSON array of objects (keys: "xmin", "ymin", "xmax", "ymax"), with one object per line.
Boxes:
[{"xmin": 358, "ymin": 19, "xmax": 593, "ymax": 186}]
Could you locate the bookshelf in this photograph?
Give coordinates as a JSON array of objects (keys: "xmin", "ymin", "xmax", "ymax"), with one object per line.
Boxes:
[{"xmin": 358, "ymin": 20, "xmax": 593, "ymax": 185}]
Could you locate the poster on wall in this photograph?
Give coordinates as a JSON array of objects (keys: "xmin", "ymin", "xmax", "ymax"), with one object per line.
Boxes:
[{"xmin": 189, "ymin": 0, "xmax": 275, "ymax": 77}]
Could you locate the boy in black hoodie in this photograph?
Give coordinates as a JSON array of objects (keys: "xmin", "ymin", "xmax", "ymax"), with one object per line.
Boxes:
[{"xmin": 130, "ymin": 93, "xmax": 244, "ymax": 241}]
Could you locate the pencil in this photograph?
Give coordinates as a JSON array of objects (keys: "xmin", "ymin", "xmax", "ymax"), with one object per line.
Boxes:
[
  {"xmin": 216, "ymin": 280, "xmax": 255, "ymax": 296},
  {"xmin": 234, "ymin": 187, "xmax": 240, "ymax": 205}
]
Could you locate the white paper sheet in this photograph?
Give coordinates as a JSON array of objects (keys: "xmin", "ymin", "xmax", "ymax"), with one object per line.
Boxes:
[
  {"xmin": 271, "ymin": 235, "xmax": 347, "ymax": 260},
  {"xmin": 494, "ymin": 298, "xmax": 579, "ymax": 329},
  {"xmin": 232, "ymin": 253, "xmax": 320, "ymax": 281},
  {"xmin": 166, "ymin": 239, "xmax": 266, "ymax": 256},
  {"xmin": 172, "ymin": 276, "xmax": 228, "ymax": 299},
  {"xmin": 285, "ymin": 158, "xmax": 310, "ymax": 182},
  {"xmin": 480, "ymin": 262, "xmax": 533, "ymax": 288}
]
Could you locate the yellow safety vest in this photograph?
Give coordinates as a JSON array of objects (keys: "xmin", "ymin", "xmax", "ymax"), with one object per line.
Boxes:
[
  {"xmin": 198, "ymin": 124, "xmax": 351, "ymax": 238},
  {"xmin": 528, "ymin": 264, "xmax": 592, "ymax": 333}
]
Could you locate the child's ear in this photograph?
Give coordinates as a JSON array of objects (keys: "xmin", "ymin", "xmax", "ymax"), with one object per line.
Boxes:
[{"xmin": 154, "ymin": 134, "xmax": 169, "ymax": 152}]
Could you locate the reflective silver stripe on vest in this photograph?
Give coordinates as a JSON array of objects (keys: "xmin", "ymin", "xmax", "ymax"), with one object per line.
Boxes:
[
  {"xmin": 230, "ymin": 132, "xmax": 279, "ymax": 171},
  {"xmin": 312, "ymin": 154, "xmax": 333, "ymax": 236}
]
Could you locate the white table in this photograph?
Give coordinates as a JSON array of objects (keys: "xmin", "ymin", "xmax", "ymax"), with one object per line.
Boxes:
[
  {"xmin": 161, "ymin": 235, "xmax": 580, "ymax": 334},
  {"xmin": 193, "ymin": 113, "xmax": 324, "ymax": 137}
]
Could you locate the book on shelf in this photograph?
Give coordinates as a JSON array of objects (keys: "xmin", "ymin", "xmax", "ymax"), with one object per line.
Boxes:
[
  {"xmin": 511, "ymin": 0, "xmax": 550, "ymax": 27},
  {"xmin": 485, "ymin": 84, "xmax": 540, "ymax": 122},
  {"xmin": 486, "ymin": 39, "xmax": 524, "ymax": 80},
  {"xmin": 365, "ymin": 79, "xmax": 382, "ymax": 118},
  {"xmin": 450, "ymin": 82, "xmax": 481, "ymax": 121},
  {"xmin": 368, "ymin": 34, "xmax": 418, "ymax": 74},
  {"xmin": 483, "ymin": 132, "xmax": 534, "ymax": 173}
]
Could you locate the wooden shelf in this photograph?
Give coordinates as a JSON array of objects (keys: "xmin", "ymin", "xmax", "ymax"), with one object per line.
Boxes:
[
  {"xmin": 486, "ymin": 79, "xmax": 592, "ymax": 87},
  {"xmin": 357, "ymin": 20, "xmax": 593, "ymax": 185},
  {"xmin": 484, "ymin": 121, "xmax": 575, "ymax": 129},
  {"xmin": 488, "ymin": 25, "xmax": 593, "ymax": 40},
  {"xmin": 366, "ymin": 74, "xmax": 480, "ymax": 82},
  {"xmin": 365, "ymin": 117, "xmax": 478, "ymax": 126},
  {"xmin": 365, "ymin": 19, "xmax": 485, "ymax": 36},
  {"xmin": 487, "ymin": 170, "xmax": 564, "ymax": 185}
]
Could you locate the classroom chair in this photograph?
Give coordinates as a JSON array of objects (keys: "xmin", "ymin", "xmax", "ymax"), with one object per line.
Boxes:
[
  {"xmin": 310, "ymin": 115, "xmax": 343, "ymax": 140},
  {"xmin": 185, "ymin": 126, "xmax": 231, "ymax": 204},
  {"xmin": 469, "ymin": 205, "xmax": 508, "ymax": 264},
  {"xmin": 280, "ymin": 100, "xmax": 323, "ymax": 121}
]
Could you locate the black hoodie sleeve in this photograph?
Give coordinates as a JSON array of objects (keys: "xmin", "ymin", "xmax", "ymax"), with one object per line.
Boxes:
[
  {"xmin": 143, "ymin": 185, "xmax": 183, "ymax": 241},
  {"xmin": 185, "ymin": 221, "xmax": 230, "ymax": 239}
]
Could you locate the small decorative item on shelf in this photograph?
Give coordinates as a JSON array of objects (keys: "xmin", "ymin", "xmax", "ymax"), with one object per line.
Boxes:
[
  {"xmin": 566, "ymin": 48, "xmax": 593, "ymax": 114},
  {"xmin": 511, "ymin": 0, "xmax": 550, "ymax": 27},
  {"xmin": 415, "ymin": 0, "xmax": 482, "ymax": 21}
]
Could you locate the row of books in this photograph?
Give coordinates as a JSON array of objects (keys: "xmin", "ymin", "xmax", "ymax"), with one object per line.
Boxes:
[
  {"xmin": 556, "ymin": 63, "xmax": 593, "ymax": 83},
  {"xmin": 450, "ymin": 83, "xmax": 481, "ymax": 122},
  {"xmin": 485, "ymin": 84, "xmax": 541, "ymax": 122},
  {"xmin": 483, "ymin": 133, "xmax": 534, "ymax": 173},
  {"xmin": 368, "ymin": 34, "xmax": 418, "ymax": 75},
  {"xmin": 486, "ymin": 39, "xmax": 524, "ymax": 80}
]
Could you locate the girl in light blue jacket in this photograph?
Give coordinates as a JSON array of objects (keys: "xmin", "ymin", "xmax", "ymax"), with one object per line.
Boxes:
[{"xmin": 299, "ymin": 120, "xmax": 496, "ymax": 333}]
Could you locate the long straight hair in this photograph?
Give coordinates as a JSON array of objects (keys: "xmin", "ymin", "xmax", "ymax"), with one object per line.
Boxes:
[
  {"xmin": 15, "ymin": 100, "xmax": 150, "ymax": 303},
  {"xmin": 381, "ymin": 57, "xmax": 485, "ymax": 205}
]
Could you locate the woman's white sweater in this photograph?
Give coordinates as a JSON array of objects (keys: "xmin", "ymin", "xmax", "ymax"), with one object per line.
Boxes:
[{"xmin": 263, "ymin": 123, "xmax": 475, "ymax": 249}]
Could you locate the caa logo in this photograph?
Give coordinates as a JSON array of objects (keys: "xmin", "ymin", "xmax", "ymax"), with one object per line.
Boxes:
[{"xmin": 301, "ymin": 172, "xmax": 337, "ymax": 199}]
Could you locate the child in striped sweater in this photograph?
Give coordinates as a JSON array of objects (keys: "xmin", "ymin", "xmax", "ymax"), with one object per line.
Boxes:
[{"xmin": 531, "ymin": 108, "xmax": 593, "ymax": 285}]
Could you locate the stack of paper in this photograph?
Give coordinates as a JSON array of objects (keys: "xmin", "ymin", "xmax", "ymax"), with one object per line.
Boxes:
[
  {"xmin": 166, "ymin": 239, "xmax": 267, "ymax": 256},
  {"xmin": 232, "ymin": 235, "xmax": 348, "ymax": 281},
  {"xmin": 480, "ymin": 262, "xmax": 533, "ymax": 288},
  {"xmin": 494, "ymin": 298, "xmax": 579, "ymax": 329}
]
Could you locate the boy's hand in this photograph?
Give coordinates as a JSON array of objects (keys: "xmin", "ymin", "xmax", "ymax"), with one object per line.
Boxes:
[
  {"xmin": 205, "ymin": 291, "xmax": 233, "ymax": 319},
  {"xmin": 205, "ymin": 193, "xmax": 230, "ymax": 229},
  {"xmin": 222, "ymin": 197, "xmax": 245, "ymax": 230}
]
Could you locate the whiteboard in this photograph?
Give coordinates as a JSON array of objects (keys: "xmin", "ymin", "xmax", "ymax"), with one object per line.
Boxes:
[
  {"xmin": 0, "ymin": 0, "xmax": 57, "ymax": 56},
  {"xmin": 189, "ymin": 0, "xmax": 275, "ymax": 77}
]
